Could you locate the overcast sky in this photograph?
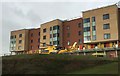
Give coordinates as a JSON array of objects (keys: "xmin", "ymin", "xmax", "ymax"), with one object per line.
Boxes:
[{"xmin": 1, "ymin": 0, "xmax": 120, "ymax": 55}]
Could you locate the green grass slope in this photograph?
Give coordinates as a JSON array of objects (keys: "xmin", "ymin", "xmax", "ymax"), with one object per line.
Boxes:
[
  {"xmin": 2, "ymin": 54, "xmax": 118, "ymax": 74},
  {"xmin": 69, "ymin": 62, "xmax": 118, "ymax": 74}
]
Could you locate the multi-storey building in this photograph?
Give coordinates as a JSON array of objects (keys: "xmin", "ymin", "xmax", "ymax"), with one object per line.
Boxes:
[
  {"xmin": 28, "ymin": 28, "xmax": 40, "ymax": 54},
  {"xmin": 82, "ymin": 4, "xmax": 120, "ymax": 57},
  {"xmin": 10, "ymin": 29, "xmax": 29, "ymax": 54},
  {"xmin": 63, "ymin": 18, "xmax": 83, "ymax": 49},
  {"xmin": 40, "ymin": 19, "xmax": 63, "ymax": 47},
  {"xmin": 9, "ymin": 4, "xmax": 120, "ymax": 57}
]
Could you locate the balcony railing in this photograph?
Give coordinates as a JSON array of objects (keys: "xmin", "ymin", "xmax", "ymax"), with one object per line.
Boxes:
[{"xmin": 74, "ymin": 47, "xmax": 120, "ymax": 53}]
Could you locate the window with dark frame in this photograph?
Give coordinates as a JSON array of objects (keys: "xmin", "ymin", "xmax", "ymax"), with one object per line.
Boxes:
[
  {"xmin": 92, "ymin": 26, "xmax": 96, "ymax": 31},
  {"xmin": 104, "ymin": 33, "xmax": 110, "ymax": 39},
  {"xmin": 53, "ymin": 34, "xmax": 56, "ymax": 37},
  {"xmin": 50, "ymin": 42, "xmax": 52, "ymax": 45},
  {"xmin": 50, "ymin": 34, "xmax": 52, "ymax": 38},
  {"xmin": 10, "ymin": 36, "xmax": 13, "ymax": 39},
  {"xmin": 38, "ymin": 32, "xmax": 40, "ymax": 36},
  {"xmin": 78, "ymin": 31, "xmax": 82, "ymax": 35},
  {"xmin": 31, "ymin": 40, "xmax": 33, "ymax": 43},
  {"xmin": 38, "ymin": 38, "xmax": 40, "ymax": 43},
  {"xmin": 19, "ymin": 40, "xmax": 22, "ymax": 44},
  {"xmin": 31, "ymin": 33, "xmax": 33, "ymax": 37},
  {"xmin": 43, "ymin": 35, "xmax": 46, "ymax": 39},
  {"xmin": 53, "ymin": 41, "xmax": 57, "ymax": 45},
  {"xmin": 14, "ymin": 35, "xmax": 16, "ymax": 38},
  {"xmin": 103, "ymin": 23, "xmax": 110, "ymax": 29},
  {"xmin": 84, "ymin": 27, "xmax": 90, "ymax": 32},
  {"xmin": 18, "ymin": 46, "xmax": 22, "ymax": 50},
  {"xmin": 38, "ymin": 45, "xmax": 39, "ymax": 49},
  {"xmin": 83, "ymin": 18, "xmax": 90, "ymax": 23},
  {"xmin": 92, "ymin": 16, "xmax": 95, "ymax": 22},
  {"xmin": 31, "ymin": 46, "xmax": 33, "ymax": 50},
  {"xmin": 78, "ymin": 23, "xmax": 81, "ymax": 28},
  {"xmin": 78, "ymin": 39, "xmax": 82, "ymax": 44},
  {"xmin": 53, "ymin": 25, "xmax": 59, "ymax": 30},
  {"xmin": 67, "ymin": 33, "xmax": 70, "ymax": 37},
  {"xmin": 50, "ymin": 27, "xmax": 52, "ymax": 31},
  {"xmin": 43, "ymin": 43, "xmax": 46, "ymax": 47},
  {"xmin": 103, "ymin": 14, "xmax": 109, "ymax": 20},
  {"xmin": 19, "ymin": 34, "xmax": 22, "ymax": 38},
  {"xmin": 43, "ymin": 28, "xmax": 46, "ymax": 33}
]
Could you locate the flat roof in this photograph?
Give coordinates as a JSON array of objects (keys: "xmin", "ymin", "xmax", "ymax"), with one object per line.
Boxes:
[
  {"xmin": 11, "ymin": 28, "xmax": 29, "ymax": 32},
  {"xmin": 40, "ymin": 19, "xmax": 63, "ymax": 25},
  {"xmin": 63, "ymin": 17, "xmax": 82, "ymax": 22},
  {"xmin": 82, "ymin": 4, "xmax": 117, "ymax": 13}
]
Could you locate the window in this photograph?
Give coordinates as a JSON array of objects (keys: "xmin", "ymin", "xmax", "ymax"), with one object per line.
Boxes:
[
  {"xmin": 38, "ymin": 32, "xmax": 40, "ymax": 36},
  {"xmin": 53, "ymin": 41, "xmax": 57, "ymax": 45},
  {"xmin": 103, "ymin": 23, "xmax": 110, "ymax": 29},
  {"xmin": 11, "ymin": 41, "xmax": 13, "ymax": 44},
  {"xmin": 92, "ymin": 31, "xmax": 96, "ymax": 35},
  {"xmin": 53, "ymin": 34, "xmax": 56, "ymax": 37},
  {"xmin": 78, "ymin": 23, "xmax": 82, "ymax": 28},
  {"xmin": 92, "ymin": 35, "xmax": 96, "ymax": 40},
  {"xmin": 53, "ymin": 33, "xmax": 59, "ymax": 37},
  {"xmin": 11, "ymin": 40, "xmax": 16, "ymax": 44},
  {"xmin": 103, "ymin": 14, "xmax": 109, "ymax": 20},
  {"xmin": 50, "ymin": 42, "xmax": 52, "ymax": 45},
  {"xmin": 43, "ymin": 35, "xmax": 46, "ymax": 39},
  {"xmin": 18, "ymin": 46, "xmax": 22, "ymax": 50},
  {"xmin": 14, "ymin": 41, "xmax": 16, "ymax": 44},
  {"xmin": 104, "ymin": 33, "xmax": 110, "ymax": 39},
  {"xmin": 50, "ymin": 34, "xmax": 52, "ymax": 38},
  {"xmin": 11, "ymin": 47, "xmax": 14, "ymax": 50},
  {"xmin": 31, "ymin": 33, "xmax": 33, "ymax": 37},
  {"xmin": 43, "ymin": 28, "xmax": 46, "ymax": 33},
  {"xmin": 19, "ymin": 40, "xmax": 22, "ymax": 44},
  {"xmin": 92, "ymin": 26, "xmax": 96, "ymax": 31},
  {"xmin": 67, "ymin": 26, "xmax": 70, "ymax": 30},
  {"xmin": 78, "ymin": 39, "xmax": 82, "ymax": 44},
  {"xmin": 53, "ymin": 25, "xmax": 59, "ymax": 30},
  {"xmin": 50, "ymin": 27, "xmax": 52, "ymax": 31},
  {"xmin": 67, "ymin": 33, "xmax": 70, "ymax": 37},
  {"xmin": 92, "ymin": 17, "xmax": 95, "ymax": 22},
  {"xmin": 43, "ymin": 43, "xmax": 46, "ymax": 47},
  {"xmin": 14, "ymin": 35, "xmax": 16, "ymax": 38},
  {"xmin": 31, "ymin": 40, "xmax": 33, "ymax": 43},
  {"xmin": 84, "ymin": 36, "xmax": 91, "ymax": 42},
  {"xmin": 10, "ymin": 36, "xmax": 13, "ymax": 39},
  {"xmin": 38, "ymin": 38, "xmax": 40, "ymax": 43},
  {"xmin": 78, "ymin": 31, "xmax": 82, "ymax": 35},
  {"xmin": 67, "ymin": 41, "xmax": 70, "ymax": 45},
  {"xmin": 53, "ymin": 41, "xmax": 59, "ymax": 45},
  {"xmin": 83, "ymin": 18, "xmax": 90, "ymax": 23},
  {"xmin": 84, "ymin": 27, "xmax": 90, "ymax": 32},
  {"xmin": 19, "ymin": 34, "xmax": 22, "ymax": 38},
  {"xmin": 31, "ymin": 46, "xmax": 33, "ymax": 50},
  {"xmin": 38, "ymin": 45, "xmax": 39, "ymax": 49}
]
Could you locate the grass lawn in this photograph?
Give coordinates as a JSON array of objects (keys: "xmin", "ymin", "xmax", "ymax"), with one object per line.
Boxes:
[
  {"xmin": 69, "ymin": 62, "xmax": 118, "ymax": 74},
  {"xmin": 2, "ymin": 54, "xmax": 119, "ymax": 74}
]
